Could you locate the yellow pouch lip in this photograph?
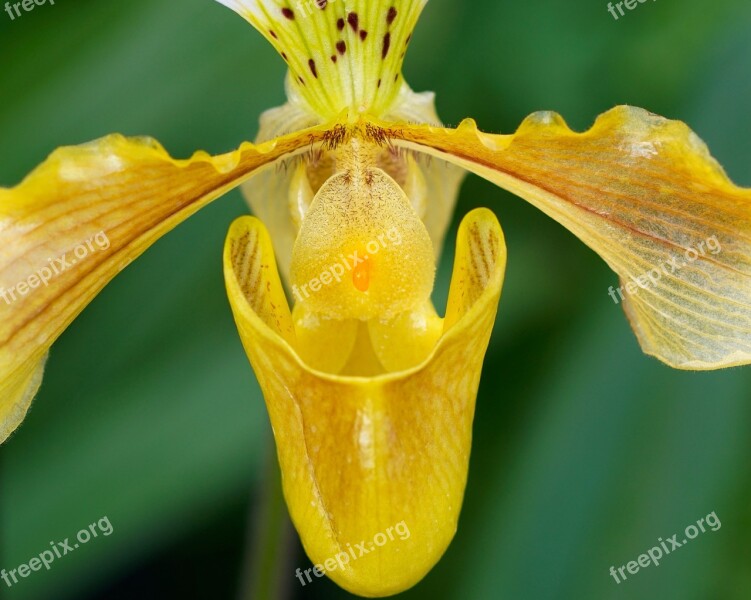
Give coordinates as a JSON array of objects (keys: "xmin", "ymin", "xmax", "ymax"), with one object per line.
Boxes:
[{"xmin": 223, "ymin": 207, "xmax": 506, "ymax": 596}]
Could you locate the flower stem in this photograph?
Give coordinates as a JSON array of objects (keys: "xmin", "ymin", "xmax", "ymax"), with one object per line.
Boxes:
[{"xmin": 238, "ymin": 435, "xmax": 295, "ymax": 600}]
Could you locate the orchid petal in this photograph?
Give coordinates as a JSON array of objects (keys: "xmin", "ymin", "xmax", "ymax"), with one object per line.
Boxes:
[
  {"xmin": 382, "ymin": 106, "xmax": 751, "ymax": 369},
  {"xmin": 215, "ymin": 0, "xmax": 428, "ymax": 119},
  {"xmin": 0, "ymin": 126, "xmax": 327, "ymax": 443}
]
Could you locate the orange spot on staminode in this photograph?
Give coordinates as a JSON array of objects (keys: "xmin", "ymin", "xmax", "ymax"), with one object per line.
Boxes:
[{"xmin": 352, "ymin": 257, "xmax": 371, "ymax": 292}]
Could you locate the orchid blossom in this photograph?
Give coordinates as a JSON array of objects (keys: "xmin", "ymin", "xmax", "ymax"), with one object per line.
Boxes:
[{"xmin": 1, "ymin": 0, "xmax": 750, "ymax": 596}]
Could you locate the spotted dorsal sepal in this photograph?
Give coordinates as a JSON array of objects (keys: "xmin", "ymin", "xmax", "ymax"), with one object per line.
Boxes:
[{"xmin": 215, "ymin": 0, "xmax": 428, "ymax": 120}]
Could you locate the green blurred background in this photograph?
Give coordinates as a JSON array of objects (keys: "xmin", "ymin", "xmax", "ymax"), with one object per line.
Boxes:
[{"xmin": 1, "ymin": 0, "xmax": 750, "ymax": 598}]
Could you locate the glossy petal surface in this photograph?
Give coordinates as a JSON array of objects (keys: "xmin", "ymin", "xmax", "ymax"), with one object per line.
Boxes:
[
  {"xmin": 384, "ymin": 107, "xmax": 751, "ymax": 369},
  {"xmin": 224, "ymin": 208, "xmax": 505, "ymax": 596},
  {"xmin": 0, "ymin": 126, "xmax": 326, "ymax": 443}
]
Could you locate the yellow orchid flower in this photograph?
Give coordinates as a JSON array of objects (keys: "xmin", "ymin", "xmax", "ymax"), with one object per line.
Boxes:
[{"xmin": 1, "ymin": 0, "xmax": 750, "ymax": 596}]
